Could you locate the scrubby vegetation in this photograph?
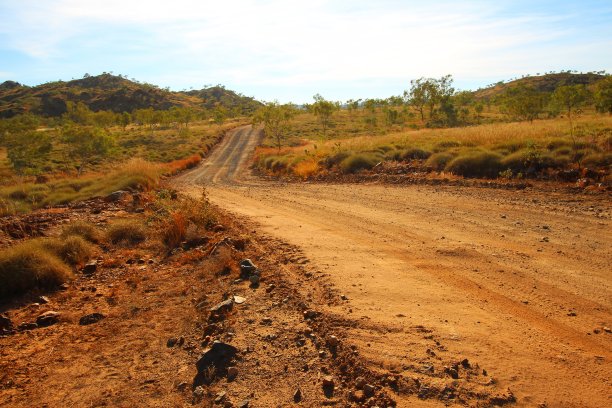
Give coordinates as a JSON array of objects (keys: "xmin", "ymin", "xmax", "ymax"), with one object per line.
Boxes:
[
  {"xmin": 0, "ymin": 240, "xmax": 74, "ymax": 299},
  {"xmin": 106, "ymin": 219, "xmax": 147, "ymax": 246},
  {"xmin": 255, "ymin": 115, "xmax": 612, "ymax": 180},
  {"xmin": 253, "ymin": 72, "xmax": 612, "ymax": 182}
]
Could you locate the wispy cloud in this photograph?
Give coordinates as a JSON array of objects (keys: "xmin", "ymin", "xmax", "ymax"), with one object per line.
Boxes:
[{"xmin": 0, "ymin": 0, "xmax": 610, "ymax": 101}]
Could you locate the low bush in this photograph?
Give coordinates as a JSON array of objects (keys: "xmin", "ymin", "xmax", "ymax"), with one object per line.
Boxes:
[
  {"xmin": 292, "ymin": 159, "xmax": 319, "ymax": 179},
  {"xmin": 583, "ymin": 152, "xmax": 612, "ymax": 167},
  {"xmin": 445, "ymin": 151, "xmax": 503, "ymax": 178},
  {"xmin": 400, "ymin": 148, "xmax": 431, "ymax": 161},
  {"xmin": 39, "ymin": 236, "xmax": 95, "ymax": 266},
  {"xmin": 434, "ymin": 140, "xmax": 461, "ymax": 151},
  {"xmin": 106, "ymin": 219, "xmax": 147, "ymax": 246},
  {"xmin": 61, "ymin": 221, "xmax": 102, "ymax": 243},
  {"xmin": 161, "ymin": 212, "xmax": 187, "ymax": 249},
  {"xmin": 426, "ymin": 152, "xmax": 455, "ymax": 171},
  {"xmin": 339, "ymin": 152, "xmax": 382, "ymax": 174},
  {"xmin": 0, "ymin": 240, "xmax": 73, "ymax": 299},
  {"xmin": 323, "ymin": 151, "xmax": 351, "ymax": 168}
]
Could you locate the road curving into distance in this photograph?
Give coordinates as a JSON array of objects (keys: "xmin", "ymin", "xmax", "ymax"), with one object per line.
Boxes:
[{"xmin": 175, "ymin": 125, "xmax": 611, "ymax": 407}]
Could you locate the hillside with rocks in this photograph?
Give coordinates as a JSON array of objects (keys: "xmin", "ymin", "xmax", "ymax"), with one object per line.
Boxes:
[{"xmin": 0, "ymin": 73, "xmax": 261, "ymax": 118}]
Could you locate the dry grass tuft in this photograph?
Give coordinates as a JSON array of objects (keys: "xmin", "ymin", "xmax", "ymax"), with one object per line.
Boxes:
[
  {"xmin": 39, "ymin": 236, "xmax": 96, "ymax": 266},
  {"xmin": 161, "ymin": 212, "xmax": 187, "ymax": 249},
  {"xmin": 292, "ymin": 159, "xmax": 319, "ymax": 179},
  {"xmin": 0, "ymin": 240, "xmax": 73, "ymax": 299},
  {"xmin": 61, "ymin": 220, "xmax": 102, "ymax": 243},
  {"xmin": 106, "ymin": 219, "xmax": 147, "ymax": 246}
]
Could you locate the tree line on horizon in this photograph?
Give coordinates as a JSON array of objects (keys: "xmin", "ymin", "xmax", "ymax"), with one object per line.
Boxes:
[{"xmin": 254, "ymin": 73, "xmax": 612, "ymax": 149}]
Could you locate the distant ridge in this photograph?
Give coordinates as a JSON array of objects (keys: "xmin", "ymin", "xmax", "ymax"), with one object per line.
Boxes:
[
  {"xmin": 0, "ymin": 73, "xmax": 262, "ymax": 118},
  {"xmin": 473, "ymin": 72, "xmax": 606, "ymax": 100}
]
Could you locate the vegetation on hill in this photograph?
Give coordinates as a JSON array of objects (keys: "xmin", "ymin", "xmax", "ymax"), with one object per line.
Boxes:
[{"xmin": 0, "ymin": 73, "xmax": 261, "ymax": 118}]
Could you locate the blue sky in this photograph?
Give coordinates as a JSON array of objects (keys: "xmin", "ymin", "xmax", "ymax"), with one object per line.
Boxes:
[{"xmin": 0, "ymin": 0, "xmax": 611, "ymax": 103}]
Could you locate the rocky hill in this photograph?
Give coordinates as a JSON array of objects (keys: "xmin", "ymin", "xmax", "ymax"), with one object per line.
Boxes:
[
  {"xmin": 473, "ymin": 72, "xmax": 607, "ymax": 100},
  {"xmin": 0, "ymin": 73, "xmax": 261, "ymax": 118}
]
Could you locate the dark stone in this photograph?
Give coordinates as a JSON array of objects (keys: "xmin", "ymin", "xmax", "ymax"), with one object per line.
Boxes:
[
  {"xmin": 167, "ymin": 337, "xmax": 178, "ymax": 347},
  {"xmin": 105, "ymin": 190, "xmax": 129, "ymax": 202},
  {"xmin": 36, "ymin": 311, "xmax": 60, "ymax": 327},
  {"xmin": 0, "ymin": 314, "xmax": 13, "ymax": 333},
  {"xmin": 79, "ymin": 312, "xmax": 105, "ymax": 325},
  {"xmin": 18, "ymin": 322, "xmax": 38, "ymax": 331},
  {"xmin": 363, "ymin": 384, "xmax": 375, "ymax": 397},
  {"xmin": 239, "ymin": 259, "xmax": 257, "ymax": 278},
  {"xmin": 82, "ymin": 261, "xmax": 98, "ymax": 275},
  {"xmin": 209, "ymin": 298, "xmax": 233, "ymax": 315},
  {"xmin": 293, "ymin": 388, "xmax": 302, "ymax": 402},
  {"xmin": 195, "ymin": 341, "xmax": 238, "ymax": 373}
]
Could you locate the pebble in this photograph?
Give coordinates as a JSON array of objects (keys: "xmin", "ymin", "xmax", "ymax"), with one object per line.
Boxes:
[
  {"xmin": 82, "ymin": 260, "xmax": 98, "ymax": 275},
  {"xmin": 327, "ymin": 335, "xmax": 339, "ymax": 347},
  {"xmin": 214, "ymin": 391, "xmax": 226, "ymax": 403},
  {"xmin": 227, "ymin": 366, "xmax": 238, "ymax": 381},
  {"xmin": 363, "ymin": 384, "xmax": 375, "ymax": 397},
  {"xmin": 238, "ymin": 399, "xmax": 250, "ymax": 408},
  {"xmin": 322, "ymin": 376, "xmax": 334, "ymax": 388},
  {"xmin": 249, "ymin": 275, "xmax": 260, "ymax": 286},
  {"xmin": 79, "ymin": 312, "xmax": 105, "ymax": 326},
  {"xmin": 293, "ymin": 388, "xmax": 302, "ymax": 402},
  {"xmin": 36, "ymin": 311, "xmax": 60, "ymax": 327},
  {"xmin": 355, "ymin": 376, "xmax": 366, "ymax": 389}
]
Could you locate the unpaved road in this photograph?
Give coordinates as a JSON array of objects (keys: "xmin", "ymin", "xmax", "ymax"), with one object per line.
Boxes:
[{"xmin": 176, "ymin": 125, "xmax": 612, "ymax": 407}]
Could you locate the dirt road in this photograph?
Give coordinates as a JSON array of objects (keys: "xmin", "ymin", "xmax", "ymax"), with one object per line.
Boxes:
[{"xmin": 176, "ymin": 125, "xmax": 612, "ymax": 407}]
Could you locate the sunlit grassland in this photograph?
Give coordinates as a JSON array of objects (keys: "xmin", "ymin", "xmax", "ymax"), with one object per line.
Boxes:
[{"xmin": 256, "ymin": 114, "xmax": 612, "ymax": 179}]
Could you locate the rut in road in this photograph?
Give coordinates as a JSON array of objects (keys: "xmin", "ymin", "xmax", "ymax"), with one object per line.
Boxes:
[{"xmin": 175, "ymin": 125, "xmax": 612, "ymax": 407}]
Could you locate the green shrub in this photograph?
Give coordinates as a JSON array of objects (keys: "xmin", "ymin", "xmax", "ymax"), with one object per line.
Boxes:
[
  {"xmin": 107, "ymin": 219, "xmax": 147, "ymax": 246},
  {"xmin": 339, "ymin": 153, "xmax": 382, "ymax": 173},
  {"xmin": 445, "ymin": 151, "xmax": 503, "ymax": 178},
  {"xmin": 426, "ymin": 152, "xmax": 455, "ymax": 171},
  {"xmin": 61, "ymin": 221, "xmax": 102, "ymax": 243},
  {"xmin": 0, "ymin": 240, "xmax": 73, "ymax": 299}
]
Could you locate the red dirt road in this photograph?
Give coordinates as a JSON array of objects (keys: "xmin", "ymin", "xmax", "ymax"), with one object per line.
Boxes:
[{"xmin": 176, "ymin": 125, "xmax": 612, "ymax": 407}]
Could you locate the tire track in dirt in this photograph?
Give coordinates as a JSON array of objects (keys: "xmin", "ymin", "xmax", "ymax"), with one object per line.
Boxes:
[{"xmin": 175, "ymin": 125, "xmax": 612, "ymax": 407}]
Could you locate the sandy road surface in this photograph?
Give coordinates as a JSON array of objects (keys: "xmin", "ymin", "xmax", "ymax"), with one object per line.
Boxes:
[{"xmin": 175, "ymin": 125, "xmax": 611, "ymax": 407}]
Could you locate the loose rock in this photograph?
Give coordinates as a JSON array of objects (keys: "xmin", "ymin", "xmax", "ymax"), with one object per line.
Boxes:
[
  {"xmin": 79, "ymin": 312, "xmax": 105, "ymax": 326},
  {"xmin": 36, "ymin": 311, "xmax": 60, "ymax": 327},
  {"xmin": 363, "ymin": 384, "xmax": 375, "ymax": 397},
  {"xmin": 293, "ymin": 388, "xmax": 302, "ymax": 402},
  {"xmin": 196, "ymin": 342, "xmax": 238, "ymax": 373},
  {"xmin": 82, "ymin": 260, "xmax": 98, "ymax": 275},
  {"xmin": 0, "ymin": 314, "xmax": 13, "ymax": 333},
  {"xmin": 210, "ymin": 299, "xmax": 234, "ymax": 315},
  {"xmin": 322, "ymin": 375, "xmax": 335, "ymax": 388},
  {"xmin": 227, "ymin": 366, "xmax": 238, "ymax": 381},
  {"xmin": 239, "ymin": 259, "xmax": 258, "ymax": 278},
  {"xmin": 233, "ymin": 295, "xmax": 247, "ymax": 304}
]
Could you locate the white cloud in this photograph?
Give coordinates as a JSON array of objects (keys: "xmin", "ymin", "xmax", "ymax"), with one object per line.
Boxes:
[{"xmin": 0, "ymin": 0, "xmax": 610, "ymax": 100}]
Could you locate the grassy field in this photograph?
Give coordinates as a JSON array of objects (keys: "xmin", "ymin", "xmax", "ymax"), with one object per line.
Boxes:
[
  {"xmin": 1, "ymin": 118, "xmax": 246, "ymax": 184},
  {"xmin": 0, "ymin": 118, "xmax": 248, "ymax": 215},
  {"xmin": 255, "ymin": 113, "xmax": 612, "ymax": 180},
  {"xmin": 260, "ymin": 106, "xmax": 506, "ymax": 148}
]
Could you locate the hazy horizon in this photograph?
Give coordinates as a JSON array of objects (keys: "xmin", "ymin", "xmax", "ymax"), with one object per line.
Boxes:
[{"xmin": 1, "ymin": 0, "xmax": 611, "ymax": 103}]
